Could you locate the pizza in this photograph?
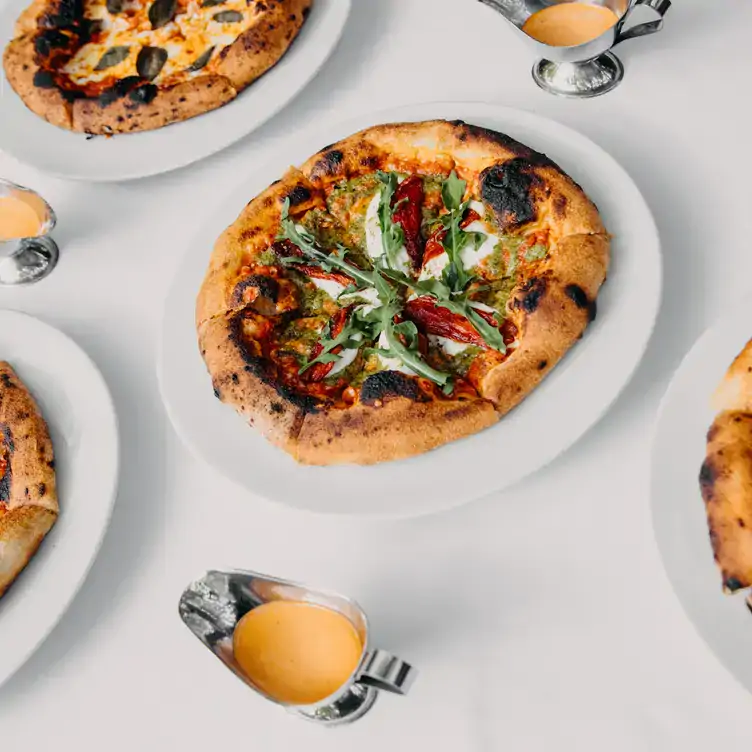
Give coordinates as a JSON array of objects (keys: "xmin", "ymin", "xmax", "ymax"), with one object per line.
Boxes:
[
  {"xmin": 699, "ymin": 339, "xmax": 752, "ymax": 593},
  {"xmin": 2, "ymin": 0, "xmax": 311, "ymax": 134},
  {"xmin": 196, "ymin": 119, "xmax": 610, "ymax": 465},
  {"xmin": 0, "ymin": 362, "xmax": 58, "ymax": 599}
]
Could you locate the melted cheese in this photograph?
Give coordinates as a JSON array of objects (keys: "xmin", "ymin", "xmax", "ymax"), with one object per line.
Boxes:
[
  {"xmin": 310, "ymin": 276, "xmax": 346, "ymax": 299},
  {"xmin": 364, "ymin": 190, "xmax": 411, "ymax": 275},
  {"xmin": 419, "ymin": 201, "xmax": 500, "ymax": 281},
  {"xmin": 429, "ymin": 334, "xmax": 469, "ymax": 357},
  {"xmin": 375, "ymin": 331, "xmax": 414, "ymax": 375},
  {"xmin": 62, "ymin": 0, "xmax": 260, "ymax": 86}
]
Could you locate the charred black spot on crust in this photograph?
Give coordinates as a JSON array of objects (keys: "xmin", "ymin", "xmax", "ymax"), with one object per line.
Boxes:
[
  {"xmin": 359, "ymin": 155, "xmax": 379, "ymax": 169},
  {"xmin": 725, "ymin": 576, "xmax": 744, "ymax": 593},
  {"xmin": 739, "ymin": 518, "xmax": 746, "ymax": 528},
  {"xmin": 565, "ymin": 284, "xmax": 597, "ymax": 322},
  {"xmin": 0, "ymin": 425, "xmax": 12, "ymax": 503},
  {"xmin": 553, "ymin": 194, "xmax": 568, "ymax": 218},
  {"xmin": 285, "ymin": 184, "xmax": 311, "ymax": 206},
  {"xmin": 449, "ymin": 121, "xmax": 551, "ymax": 165},
  {"xmin": 312, "ymin": 149, "xmax": 344, "ymax": 178},
  {"xmin": 480, "ymin": 158, "xmax": 543, "ymax": 231},
  {"xmin": 302, "ymin": 4, "xmax": 310, "ymax": 18},
  {"xmin": 270, "ymin": 402, "xmax": 284, "ymax": 414},
  {"xmin": 537, "ymin": 360, "xmax": 548, "ymax": 370},
  {"xmin": 699, "ymin": 460, "xmax": 717, "ymax": 496},
  {"xmin": 33, "ymin": 70, "xmax": 57, "ymax": 89},
  {"xmin": 41, "ymin": 0, "xmax": 84, "ymax": 29},
  {"xmin": 48, "ymin": 459, "xmax": 55, "ymax": 469},
  {"xmin": 129, "ymin": 83, "xmax": 158, "ymax": 104},
  {"xmin": 98, "ymin": 76, "xmax": 141, "ymax": 105},
  {"xmin": 60, "ymin": 88, "xmax": 85, "ymax": 103},
  {"xmin": 228, "ymin": 314, "xmax": 319, "ymax": 412},
  {"xmin": 513, "ymin": 277, "xmax": 546, "ymax": 314},
  {"xmin": 360, "ymin": 372, "xmax": 419, "ymax": 405},
  {"xmin": 35, "ymin": 29, "xmax": 70, "ymax": 56},
  {"xmin": 0, "ymin": 373, "xmax": 13, "ymax": 388},
  {"xmin": 38, "ymin": 483, "xmax": 46, "ymax": 496},
  {"xmin": 213, "ymin": 387, "xmax": 221, "ymax": 399},
  {"xmin": 231, "ymin": 274, "xmax": 279, "ymax": 307},
  {"xmin": 231, "ymin": 373, "xmax": 239, "ymax": 384}
]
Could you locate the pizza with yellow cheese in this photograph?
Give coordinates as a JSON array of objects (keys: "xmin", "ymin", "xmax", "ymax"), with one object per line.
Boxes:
[
  {"xmin": 2, "ymin": 0, "xmax": 311, "ymax": 134},
  {"xmin": 197, "ymin": 119, "xmax": 611, "ymax": 465}
]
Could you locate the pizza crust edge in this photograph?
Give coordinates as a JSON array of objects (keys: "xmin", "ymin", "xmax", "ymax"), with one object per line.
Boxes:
[{"xmin": 0, "ymin": 362, "xmax": 58, "ymax": 599}]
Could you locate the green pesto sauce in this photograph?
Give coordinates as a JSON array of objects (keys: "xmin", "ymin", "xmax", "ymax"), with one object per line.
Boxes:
[
  {"xmin": 426, "ymin": 341, "xmax": 483, "ymax": 378},
  {"xmin": 327, "ymin": 173, "xmax": 381, "ymax": 248},
  {"xmin": 256, "ymin": 249, "xmax": 277, "ymax": 266},
  {"xmin": 475, "ymin": 277, "xmax": 517, "ymax": 316},
  {"xmin": 286, "ymin": 269, "xmax": 330, "ymax": 315},
  {"xmin": 300, "ymin": 208, "xmax": 350, "ymax": 250}
]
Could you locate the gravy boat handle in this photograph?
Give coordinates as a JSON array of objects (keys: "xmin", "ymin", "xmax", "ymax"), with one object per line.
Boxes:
[
  {"xmin": 614, "ymin": 0, "xmax": 671, "ymax": 46},
  {"xmin": 357, "ymin": 650, "xmax": 417, "ymax": 696}
]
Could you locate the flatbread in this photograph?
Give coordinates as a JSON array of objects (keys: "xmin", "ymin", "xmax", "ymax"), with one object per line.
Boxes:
[
  {"xmin": 197, "ymin": 119, "xmax": 610, "ymax": 465},
  {"xmin": 0, "ymin": 362, "xmax": 58, "ymax": 598},
  {"xmin": 3, "ymin": 0, "xmax": 311, "ymax": 134}
]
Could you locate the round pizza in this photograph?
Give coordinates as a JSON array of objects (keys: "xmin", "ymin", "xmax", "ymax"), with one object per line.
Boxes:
[
  {"xmin": 0, "ymin": 362, "xmax": 58, "ymax": 599},
  {"xmin": 197, "ymin": 119, "xmax": 610, "ymax": 465},
  {"xmin": 2, "ymin": 0, "xmax": 311, "ymax": 134},
  {"xmin": 700, "ymin": 339, "xmax": 752, "ymax": 594}
]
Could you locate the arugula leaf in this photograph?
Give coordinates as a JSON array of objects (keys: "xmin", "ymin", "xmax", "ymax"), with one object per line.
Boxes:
[
  {"xmin": 441, "ymin": 171, "xmax": 466, "ymax": 212},
  {"xmin": 277, "ymin": 199, "xmax": 375, "ymax": 288},
  {"xmin": 375, "ymin": 172, "xmax": 406, "ymax": 269}
]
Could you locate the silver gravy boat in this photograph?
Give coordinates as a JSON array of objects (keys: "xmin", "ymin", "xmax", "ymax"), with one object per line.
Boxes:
[
  {"xmin": 179, "ymin": 569, "xmax": 417, "ymax": 726},
  {"xmin": 0, "ymin": 179, "xmax": 59, "ymax": 285},
  {"xmin": 478, "ymin": 0, "xmax": 672, "ymax": 98}
]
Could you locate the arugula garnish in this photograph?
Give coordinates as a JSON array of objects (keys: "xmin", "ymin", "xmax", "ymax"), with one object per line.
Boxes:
[
  {"xmin": 381, "ymin": 269, "xmax": 506, "ymax": 353},
  {"xmin": 277, "ymin": 199, "xmax": 375, "ymax": 288},
  {"xmin": 375, "ymin": 172, "xmax": 406, "ymax": 270}
]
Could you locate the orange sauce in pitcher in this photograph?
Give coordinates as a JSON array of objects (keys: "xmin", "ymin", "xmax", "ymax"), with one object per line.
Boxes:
[
  {"xmin": 523, "ymin": 3, "xmax": 618, "ymax": 47},
  {"xmin": 0, "ymin": 196, "xmax": 40, "ymax": 241},
  {"xmin": 233, "ymin": 601, "xmax": 363, "ymax": 705}
]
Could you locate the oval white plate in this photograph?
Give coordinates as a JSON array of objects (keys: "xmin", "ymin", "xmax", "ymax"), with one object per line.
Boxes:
[
  {"xmin": 0, "ymin": 0, "xmax": 350, "ymax": 181},
  {"xmin": 158, "ymin": 102, "xmax": 662, "ymax": 518},
  {"xmin": 0, "ymin": 311, "xmax": 119, "ymax": 689},
  {"xmin": 651, "ymin": 293, "xmax": 752, "ymax": 694}
]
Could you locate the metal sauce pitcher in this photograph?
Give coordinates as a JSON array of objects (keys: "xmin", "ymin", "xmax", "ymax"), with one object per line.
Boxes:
[
  {"xmin": 478, "ymin": 0, "xmax": 672, "ymax": 97},
  {"xmin": 179, "ymin": 570, "xmax": 417, "ymax": 726},
  {"xmin": 0, "ymin": 180, "xmax": 59, "ymax": 285}
]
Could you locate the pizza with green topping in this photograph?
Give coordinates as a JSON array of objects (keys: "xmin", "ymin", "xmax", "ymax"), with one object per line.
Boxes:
[
  {"xmin": 196, "ymin": 119, "xmax": 610, "ymax": 465},
  {"xmin": 3, "ymin": 0, "xmax": 310, "ymax": 134}
]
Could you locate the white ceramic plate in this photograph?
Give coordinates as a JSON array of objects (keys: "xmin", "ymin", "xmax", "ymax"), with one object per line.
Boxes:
[
  {"xmin": 651, "ymin": 293, "xmax": 752, "ymax": 693},
  {"xmin": 0, "ymin": 0, "xmax": 350, "ymax": 181},
  {"xmin": 158, "ymin": 102, "xmax": 662, "ymax": 518},
  {"xmin": 0, "ymin": 311, "xmax": 118, "ymax": 689}
]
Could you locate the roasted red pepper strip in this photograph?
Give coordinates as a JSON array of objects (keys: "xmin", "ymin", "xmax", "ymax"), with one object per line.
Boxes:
[
  {"xmin": 460, "ymin": 208, "xmax": 482, "ymax": 229},
  {"xmin": 422, "ymin": 226, "xmax": 447, "ymax": 268},
  {"xmin": 404, "ymin": 296, "xmax": 517, "ymax": 350},
  {"xmin": 271, "ymin": 240, "xmax": 354, "ymax": 286},
  {"xmin": 391, "ymin": 176, "xmax": 425, "ymax": 270},
  {"xmin": 308, "ymin": 306, "xmax": 353, "ymax": 382}
]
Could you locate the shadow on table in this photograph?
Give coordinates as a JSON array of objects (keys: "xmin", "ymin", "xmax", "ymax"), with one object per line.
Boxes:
[{"xmin": 0, "ymin": 327, "xmax": 169, "ymax": 710}]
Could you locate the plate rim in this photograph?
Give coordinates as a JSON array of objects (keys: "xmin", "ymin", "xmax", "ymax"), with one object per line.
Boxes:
[
  {"xmin": 0, "ymin": 309, "xmax": 120, "ymax": 690},
  {"xmin": 649, "ymin": 291, "xmax": 752, "ymax": 695},
  {"xmin": 158, "ymin": 100, "xmax": 663, "ymax": 519},
  {"xmin": 0, "ymin": 0, "xmax": 351, "ymax": 182}
]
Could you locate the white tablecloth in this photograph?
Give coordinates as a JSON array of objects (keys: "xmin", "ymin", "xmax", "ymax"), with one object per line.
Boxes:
[{"xmin": 1, "ymin": 0, "xmax": 751, "ymax": 748}]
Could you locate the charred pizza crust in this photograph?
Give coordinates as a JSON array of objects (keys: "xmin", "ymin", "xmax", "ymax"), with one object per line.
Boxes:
[
  {"xmin": 700, "ymin": 339, "xmax": 752, "ymax": 592},
  {"xmin": 0, "ymin": 362, "xmax": 57, "ymax": 599},
  {"xmin": 3, "ymin": 0, "xmax": 310, "ymax": 134},
  {"xmin": 197, "ymin": 119, "xmax": 610, "ymax": 465}
]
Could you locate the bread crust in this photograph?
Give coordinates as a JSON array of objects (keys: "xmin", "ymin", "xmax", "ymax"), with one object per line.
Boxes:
[
  {"xmin": 2, "ymin": 0, "xmax": 311, "ymax": 134},
  {"xmin": 0, "ymin": 362, "xmax": 57, "ymax": 598},
  {"xmin": 196, "ymin": 119, "xmax": 610, "ymax": 465}
]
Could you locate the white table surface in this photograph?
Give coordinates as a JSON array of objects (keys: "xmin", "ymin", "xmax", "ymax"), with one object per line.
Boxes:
[{"xmin": 1, "ymin": 0, "xmax": 750, "ymax": 748}]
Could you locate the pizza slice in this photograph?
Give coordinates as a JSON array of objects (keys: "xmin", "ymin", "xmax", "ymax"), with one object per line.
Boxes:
[
  {"xmin": 700, "ymin": 339, "xmax": 752, "ymax": 592},
  {"xmin": 3, "ymin": 0, "xmax": 311, "ymax": 134},
  {"xmin": 0, "ymin": 362, "xmax": 58, "ymax": 599},
  {"xmin": 196, "ymin": 119, "xmax": 610, "ymax": 465}
]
